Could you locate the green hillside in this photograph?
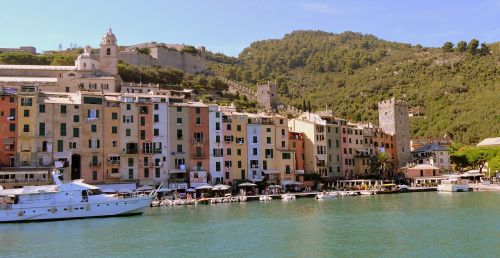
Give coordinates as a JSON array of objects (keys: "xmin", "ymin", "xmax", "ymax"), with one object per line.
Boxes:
[{"xmin": 206, "ymin": 31, "xmax": 500, "ymax": 144}]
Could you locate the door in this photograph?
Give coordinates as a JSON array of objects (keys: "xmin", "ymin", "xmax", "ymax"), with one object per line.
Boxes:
[{"xmin": 71, "ymin": 154, "xmax": 81, "ymax": 180}]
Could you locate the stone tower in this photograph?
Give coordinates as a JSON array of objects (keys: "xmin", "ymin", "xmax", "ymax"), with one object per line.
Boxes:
[
  {"xmin": 378, "ymin": 98, "xmax": 411, "ymax": 167},
  {"xmin": 256, "ymin": 81, "xmax": 278, "ymax": 111},
  {"xmin": 99, "ymin": 28, "xmax": 118, "ymax": 75}
]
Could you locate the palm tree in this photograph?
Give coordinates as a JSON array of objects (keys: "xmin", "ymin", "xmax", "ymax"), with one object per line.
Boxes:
[{"xmin": 369, "ymin": 152, "xmax": 394, "ymax": 179}]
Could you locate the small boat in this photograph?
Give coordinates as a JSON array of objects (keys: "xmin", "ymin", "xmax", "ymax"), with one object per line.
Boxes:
[
  {"xmin": 359, "ymin": 190, "xmax": 375, "ymax": 195},
  {"xmin": 315, "ymin": 192, "xmax": 336, "ymax": 200},
  {"xmin": 238, "ymin": 196, "xmax": 247, "ymax": 202},
  {"xmin": 259, "ymin": 195, "xmax": 272, "ymax": 201},
  {"xmin": 281, "ymin": 193, "xmax": 296, "ymax": 201},
  {"xmin": 0, "ymin": 170, "xmax": 155, "ymax": 223},
  {"xmin": 197, "ymin": 198, "xmax": 211, "ymax": 205},
  {"xmin": 378, "ymin": 184, "xmax": 400, "ymax": 194},
  {"xmin": 437, "ymin": 177, "xmax": 470, "ymax": 192}
]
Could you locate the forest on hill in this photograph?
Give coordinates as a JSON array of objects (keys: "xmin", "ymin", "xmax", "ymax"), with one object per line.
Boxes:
[{"xmin": 206, "ymin": 30, "xmax": 500, "ymax": 144}]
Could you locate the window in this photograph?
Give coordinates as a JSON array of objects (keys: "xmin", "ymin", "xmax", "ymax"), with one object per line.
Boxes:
[
  {"xmin": 215, "ymin": 135, "xmax": 220, "ymax": 143},
  {"xmin": 140, "ymin": 106, "xmax": 148, "ymax": 114},
  {"xmin": 177, "ymin": 129, "xmax": 183, "ymax": 139},
  {"xmin": 215, "ymin": 112, "xmax": 220, "ymax": 118},
  {"xmin": 237, "ymin": 149, "xmax": 241, "ymax": 156},
  {"xmin": 226, "ymin": 124, "xmax": 231, "ymax": 130},
  {"xmin": 177, "ymin": 106, "xmax": 182, "ymax": 112},
  {"xmin": 60, "ymin": 105, "xmax": 66, "ymax": 114},
  {"xmin": 39, "ymin": 123, "xmax": 45, "ymax": 136},
  {"xmin": 155, "ymin": 168, "xmax": 160, "ymax": 178},
  {"xmin": 73, "ymin": 128, "xmax": 79, "ymax": 137},
  {"xmin": 93, "ymin": 171, "xmax": 97, "ymax": 181},
  {"xmin": 215, "ymin": 122, "xmax": 220, "ymax": 130},
  {"xmin": 57, "ymin": 140, "xmax": 63, "ymax": 152},
  {"xmin": 9, "ymin": 108, "xmax": 15, "ymax": 117},
  {"xmin": 177, "ymin": 117, "xmax": 182, "ymax": 124},
  {"xmin": 144, "ymin": 168, "xmax": 149, "ymax": 178},
  {"xmin": 281, "ymin": 129, "xmax": 285, "ymax": 136},
  {"xmin": 128, "ymin": 169, "xmax": 133, "ymax": 179},
  {"xmin": 126, "ymin": 104, "xmax": 131, "ymax": 110},
  {"xmin": 126, "ymin": 129, "xmax": 131, "ymax": 136},
  {"xmin": 154, "ymin": 104, "xmax": 159, "ymax": 110},
  {"xmin": 87, "ymin": 109, "xmax": 99, "ymax": 119},
  {"xmin": 140, "ymin": 117, "xmax": 146, "ymax": 126},
  {"xmin": 177, "ymin": 144, "xmax": 183, "ymax": 153},
  {"xmin": 112, "ymin": 126, "xmax": 117, "ymax": 134},
  {"xmin": 282, "ymin": 153, "xmax": 291, "ymax": 159},
  {"xmin": 266, "ymin": 128, "xmax": 271, "ymax": 132},
  {"xmin": 91, "ymin": 124, "xmax": 97, "ymax": 133},
  {"xmin": 227, "ymin": 148, "xmax": 232, "ymax": 155},
  {"xmin": 216, "ymin": 162, "xmax": 221, "ymax": 172},
  {"xmin": 21, "ymin": 98, "xmax": 32, "ymax": 106},
  {"xmin": 154, "ymin": 114, "xmax": 159, "ymax": 123},
  {"xmin": 285, "ymin": 165, "xmax": 291, "ymax": 174},
  {"xmin": 24, "ymin": 110, "xmax": 29, "ymax": 117},
  {"xmin": 154, "ymin": 129, "xmax": 159, "ymax": 136},
  {"xmin": 73, "ymin": 115, "xmax": 79, "ymax": 123},
  {"xmin": 195, "ymin": 107, "xmax": 200, "ymax": 114},
  {"xmin": 140, "ymin": 130, "xmax": 145, "ymax": 140},
  {"xmin": 266, "ymin": 137, "xmax": 271, "ymax": 144},
  {"xmin": 253, "ymin": 136, "xmax": 258, "ymax": 143},
  {"xmin": 238, "ymin": 161, "xmax": 242, "ymax": 168},
  {"xmin": 196, "ymin": 117, "xmax": 201, "ymax": 125},
  {"xmin": 128, "ymin": 158, "xmax": 134, "ymax": 167},
  {"xmin": 106, "ymin": 48, "xmax": 111, "ymax": 55},
  {"xmin": 252, "ymin": 148, "xmax": 257, "ymax": 155},
  {"xmin": 112, "ymin": 112, "xmax": 118, "ymax": 120},
  {"xmin": 39, "ymin": 104, "xmax": 45, "ymax": 113},
  {"xmin": 237, "ymin": 125, "xmax": 241, "ymax": 131},
  {"xmin": 9, "ymin": 123, "xmax": 15, "ymax": 132}
]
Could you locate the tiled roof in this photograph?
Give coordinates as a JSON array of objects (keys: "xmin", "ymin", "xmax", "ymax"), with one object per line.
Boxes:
[{"xmin": 414, "ymin": 142, "xmax": 448, "ymax": 152}]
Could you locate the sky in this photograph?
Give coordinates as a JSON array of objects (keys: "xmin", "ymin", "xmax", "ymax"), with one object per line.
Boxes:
[{"xmin": 1, "ymin": 0, "xmax": 499, "ymax": 56}]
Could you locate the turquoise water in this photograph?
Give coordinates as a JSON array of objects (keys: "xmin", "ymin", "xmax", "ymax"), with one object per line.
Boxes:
[{"xmin": 1, "ymin": 192, "xmax": 499, "ymax": 257}]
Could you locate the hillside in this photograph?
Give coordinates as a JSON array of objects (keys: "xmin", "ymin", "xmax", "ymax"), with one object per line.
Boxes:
[{"xmin": 206, "ymin": 31, "xmax": 500, "ymax": 144}]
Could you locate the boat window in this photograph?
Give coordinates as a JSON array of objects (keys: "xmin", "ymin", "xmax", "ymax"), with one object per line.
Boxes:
[{"xmin": 87, "ymin": 189, "xmax": 103, "ymax": 195}]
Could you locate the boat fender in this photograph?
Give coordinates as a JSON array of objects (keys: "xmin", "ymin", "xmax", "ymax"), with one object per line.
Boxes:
[
  {"xmin": 50, "ymin": 207, "xmax": 57, "ymax": 213},
  {"xmin": 85, "ymin": 204, "xmax": 90, "ymax": 211},
  {"xmin": 18, "ymin": 210, "xmax": 24, "ymax": 216}
]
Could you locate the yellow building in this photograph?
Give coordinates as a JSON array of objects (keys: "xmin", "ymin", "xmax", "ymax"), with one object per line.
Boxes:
[{"xmin": 16, "ymin": 86, "xmax": 37, "ymax": 167}]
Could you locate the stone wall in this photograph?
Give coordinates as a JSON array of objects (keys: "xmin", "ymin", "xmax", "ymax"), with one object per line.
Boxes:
[{"xmin": 378, "ymin": 98, "xmax": 411, "ymax": 167}]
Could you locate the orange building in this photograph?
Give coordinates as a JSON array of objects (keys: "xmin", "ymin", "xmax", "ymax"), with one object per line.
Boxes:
[
  {"xmin": 373, "ymin": 128, "xmax": 397, "ymax": 177},
  {"xmin": 137, "ymin": 100, "xmax": 154, "ymax": 184},
  {"xmin": 288, "ymin": 132, "xmax": 304, "ymax": 171},
  {"xmin": 0, "ymin": 88, "xmax": 17, "ymax": 167},
  {"xmin": 188, "ymin": 103, "xmax": 210, "ymax": 187}
]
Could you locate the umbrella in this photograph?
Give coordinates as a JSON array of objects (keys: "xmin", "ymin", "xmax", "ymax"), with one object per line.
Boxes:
[
  {"xmin": 195, "ymin": 185, "xmax": 213, "ymax": 190},
  {"xmin": 186, "ymin": 188, "xmax": 195, "ymax": 192},
  {"xmin": 213, "ymin": 184, "xmax": 230, "ymax": 190},
  {"xmin": 156, "ymin": 188, "xmax": 172, "ymax": 193},
  {"xmin": 268, "ymin": 185, "xmax": 282, "ymax": 189},
  {"xmin": 136, "ymin": 185, "xmax": 153, "ymax": 191},
  {"xmin": 239, "ymin": 182, "xmax": 257, "ymax": 187}
]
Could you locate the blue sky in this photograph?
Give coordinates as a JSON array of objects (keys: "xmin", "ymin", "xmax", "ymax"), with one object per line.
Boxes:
[{"xmin": 1, "ymin": 0, "xmax": 499, "ymax": 56}]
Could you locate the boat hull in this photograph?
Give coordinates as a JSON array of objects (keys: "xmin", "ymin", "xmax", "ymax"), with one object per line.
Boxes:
[{"xmin": 0, "ymin": 196, "xmax": 152, "ymax": 223}]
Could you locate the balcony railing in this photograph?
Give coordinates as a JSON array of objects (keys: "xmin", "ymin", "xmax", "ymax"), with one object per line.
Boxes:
[
  {"xmin": 123, "ymin": 149, "xmax": 138, "ymax": 154},
  {"xmin": 192, "ymin": 152, "xmax": 207, "ymax": 159},
  {"xmin": 90, "ymin": 162, "xmax": 102, "ymax": 167},
  {"xmin": 108, "ymin": 160, "xmax": 120, "ymax": 165},
  {"xmin": 191, "ymin": 166, "xmax": 206, "ymax": 171},
  {"xmin": 192, "ymin": 138, "xmax": 205, "ymax": 144}
]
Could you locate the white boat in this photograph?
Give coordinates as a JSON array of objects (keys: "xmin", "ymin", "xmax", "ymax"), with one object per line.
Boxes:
[
  {"xmin": 259, "ymin": 195, "xmax": 272, "ymax": 201},
  {"xmin": 360, "ymin": 190, "xmax": 375, "ymax": 195},
  {"xmin": 0, "ymin": 170, "xmax": 155, "ymax": 223},
  {"xmin": 437, "ymin": 177, "xmax": 470, "ymax": 192},
  {"xmin": 281, "ymin": 193, "xmax": 296, "ymax": 201},
  {"xmin": 315, "ymin": 192, "xmax": 337, "ymax": 200}
]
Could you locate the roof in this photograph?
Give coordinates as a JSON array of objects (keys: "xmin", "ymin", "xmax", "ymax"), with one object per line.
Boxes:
[
  {"xmin": 477, "ymin": 137, "xmax": 500, "ymax": 147},
  {"xmin": 414, "ymin": 142, "xmax": 448, "ymax": 152},
  {"xmin": 0, "ymin": 64, "xmax": 75, "ymax": 71},
  {"xmin": 0, "ymin": 76, "xmax": 58, "ymax": 83}
]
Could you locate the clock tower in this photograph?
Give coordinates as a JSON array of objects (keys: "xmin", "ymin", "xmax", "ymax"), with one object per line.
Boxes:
[{"xmin": 99, "ymin": 28, "xmax": 118, "ymax": 75}]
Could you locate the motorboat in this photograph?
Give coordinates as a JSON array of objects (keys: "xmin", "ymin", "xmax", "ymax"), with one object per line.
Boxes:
[
  {"xmin": 259, "ymin": 195, "xmax": 272, "ymax": 201},
  {"xmin": 437, "ymin": 177, "xmax": 470, "ymax": 192},
  {"xmin": 315, "ymin": 192, "xmax": 337, "ymax": 200},
  {"xmin": 359, "ymin": 190, "xmax": 375, "ymax": 195},
  {"xmin": 281, "ymin": 193, "xmax": 296, "ymax": 201},
  {"xmin": 0, "ymin": 170, "xmax": 155, "ymax": 223}
]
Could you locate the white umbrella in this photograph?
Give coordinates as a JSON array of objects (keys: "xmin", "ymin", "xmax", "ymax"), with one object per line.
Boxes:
[
  {"xmin": 186, "ymin": 188, "xmax": 195, "ymax": 192},
  {"xmin": 156, "ymin": 188, "xmax": 172, "ymax": 193},
  {"xmin": 195, "ymin": 185, "xmax": 213, "ymax": 190},
  {"xmin": 239, "ymin": 182, "xmax": 257, "ymax": 187},
  {"xmin": 268, "ymin": 185, "xmax": 282, "ymax": 189},
  {"xmin": 213, "ymin": 184, "xmax": 230, "ymax": 190}
]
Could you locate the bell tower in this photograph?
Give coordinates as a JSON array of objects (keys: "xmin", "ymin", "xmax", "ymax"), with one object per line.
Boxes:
[{"xmin": 99, "ymin": 28, "xmax": 118, "ymax": 75}]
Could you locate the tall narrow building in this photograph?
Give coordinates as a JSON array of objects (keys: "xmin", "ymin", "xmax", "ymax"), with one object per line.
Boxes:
[{"xmin": 378, "ymin": 98, "xmax": 411, "ymax": 167}]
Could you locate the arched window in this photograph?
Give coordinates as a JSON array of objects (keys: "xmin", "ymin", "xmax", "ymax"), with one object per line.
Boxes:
[{"xmin": 107, "ymin": 48, "xmax": 111, "ymax": 55}]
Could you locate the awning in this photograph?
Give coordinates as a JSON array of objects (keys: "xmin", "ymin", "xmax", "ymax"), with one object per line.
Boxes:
[
  {"xmin": 170, "ymin": 169, "xmax": 186, "ymax": 174},
  {"xmin": 195, "ymin": 185, "xmax": 213, "ymax": 190},
  {"xmin": 262, "ymin": 170, "xmax": 280, "ymax": 174},
  {"xmin": 281, "ymin": 180, "xmax": 302, "ymax": 186},
  {"xmin": 156, "ymin": 188, "xmax": 172, "ymax": 193},
  {"xmin": 2, "ymin": 138, "xmax": 14, "ymax": 145},
  {"xmin": 136, "ymin": 185, "xmax": 153, "ymax": 191},
  {"xmin": 210, "ymin": 171, "xmax": 223, "ymax": 178},
  {"xmin": 295, "ymin": 170, "xmax": 305, "ymax": 175}
]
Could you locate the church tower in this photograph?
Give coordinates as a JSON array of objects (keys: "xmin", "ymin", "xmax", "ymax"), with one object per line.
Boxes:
[
  {"xmin": 378, "ymin": 98, "xmax": 411, "ymax": 167},
  {"xmin": 99, "ymin": 28, "xmax": 118, "ymax": 75}
]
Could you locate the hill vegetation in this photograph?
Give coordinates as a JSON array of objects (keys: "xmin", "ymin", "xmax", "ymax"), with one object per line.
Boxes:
[
  {"xmin": 0, "ymin": 50, "xmax": 80, "ymax": 66},
  {"xmin": 206, "ymin": 30, "xmax": 500, "ymax": 144}
]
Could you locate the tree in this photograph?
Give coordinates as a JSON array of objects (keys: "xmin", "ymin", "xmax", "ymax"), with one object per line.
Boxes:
[
  {"xmin": 441, "ymin": 42, "xmax": 454, "ymax": 52},
  {"xmin": 302, "ymin": 99, "xmax": 307, "ymax": 112},
  {"xmin": 307, "ymin": 100, "xmax": 311, "ymax": 112},
  {"xmin": 456, "ymin": 41, "xmax": 467, "ymax": 52},
  {"xmin": 369, "ymin": 152, "xmax": 394, "ymax": 178},
  {"xmin": 465, "ymin": 147, "xmax": 497, "ymax": 174},
  {"xmin": 467, "ymin": 39, "xmax": 479, "ymax": 55},
  {"xmin": 450, "ymin": 152, "xmax": 469, "ymax": 172},
  {"xmin": 488, "ymin": 156, "xmax": 500, "ymax": 177},
  {"xmin": 478, "ymin": 42, "xmax": 490, "ymax": 56}
]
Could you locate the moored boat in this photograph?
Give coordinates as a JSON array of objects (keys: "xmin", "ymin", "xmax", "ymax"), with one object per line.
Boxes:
[
  {"xmin": 437, "ymin": 177, "xmax": 470, "ymax": 192},
  {"xmin": 259, "ymin": 195, "xmax": 272, "ymax": 201},
  {"xmin": 0, "ymin": 170, "xmax": 155, "ymax": 223},
  {"xmin": 281, "ymin": 193, "xmax": 296, "ymax": 201},
  {"xmin": 315, "ymin": 192, "xmax": 337, "ymax": 200}
]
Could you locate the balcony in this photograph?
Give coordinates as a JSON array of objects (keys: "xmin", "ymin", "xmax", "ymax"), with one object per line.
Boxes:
[
  {"xmin": 123, "ymin": 149, "xmax": 138, "ymax": 155},
  {"xmin": 108, "ymin": 160, "xmax": 121, "ymax": 165},
  {"xmin": 192, "ymin": 138, "xmax": 205, "ymax": 144},
  {"xmin": 90, "ymin": 162, "xmax": 102, "ymax": 167},
  {"xmin": 222, "ymin": 117, "xmax": 232, "ymax": 123},
  {"xmin": 192, "ymin": 152, "xmax": 207, "ymax": 159},
  {"xmin": 191, "ymin": 166, "xmax": 206, "ymax": 172}
]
